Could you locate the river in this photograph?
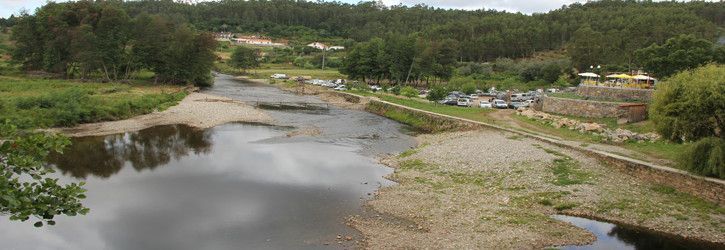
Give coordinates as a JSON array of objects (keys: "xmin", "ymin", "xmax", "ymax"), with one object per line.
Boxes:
[{"xmin": 0, "ymin": 75, "xmax": 416, "ymax": 249}]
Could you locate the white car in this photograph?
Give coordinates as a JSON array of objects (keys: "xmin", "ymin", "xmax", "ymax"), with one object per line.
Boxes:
[
  {"xmin": 479, "ymin": 101, "xmax": 492, "ymax": 108},
  {"xmin": 334, "ymin": 85, "xmax": 347, "ymax": 91},
  {"xmin": 457, "ymin": 98, "xmax": 471, "ymax": 107},
  {"xmin": 370, "ymin": 85, "xmax": 383, "ymax": 91},
  {"xmin": 270, "ymin": 73, "xmax": 288, "ymax": 79},
  {"xmin": 493, "ymin": 99, "xmax": 508, "ymax": 109}
]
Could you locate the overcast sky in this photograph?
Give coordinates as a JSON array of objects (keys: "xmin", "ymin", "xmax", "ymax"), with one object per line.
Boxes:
[{"xmin": 0, "ymin": 0, "xmax": 715, "ymax": 18}]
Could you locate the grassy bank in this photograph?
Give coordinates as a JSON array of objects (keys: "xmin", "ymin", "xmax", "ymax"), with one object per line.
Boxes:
[
  {"xmin": 511, "ymin": 114, "xmax": 685, "ymax": 164},
  {"xmin": 347, "ymin": 89, "xmax": 684, "ymax": 165},
  {"xmin": 0, "ymin": 76, "xmax": 187, "ymax": 129},
  {"xmin": 348, "ymin": 90, "xmax": 499, "ymax": 125}
]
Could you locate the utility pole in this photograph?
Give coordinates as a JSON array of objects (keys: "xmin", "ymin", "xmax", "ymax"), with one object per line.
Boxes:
[{"xmin": 321, "ymin": 46, "xmax": 326, "ymax": 71}]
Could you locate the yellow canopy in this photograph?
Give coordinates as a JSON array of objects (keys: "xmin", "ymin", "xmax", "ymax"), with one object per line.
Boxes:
[{"xmin": 606, "ymin": 73, "xmax": 633, "ymax": 79}]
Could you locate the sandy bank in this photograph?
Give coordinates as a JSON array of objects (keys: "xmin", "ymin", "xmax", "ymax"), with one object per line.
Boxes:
[
  {"xmin": 350, "ymin": 129, "xmax": 724, "ymax": 249},
  {"xmin": 53, "ymin": 92, "xmax": 274, "ymax": 137}
]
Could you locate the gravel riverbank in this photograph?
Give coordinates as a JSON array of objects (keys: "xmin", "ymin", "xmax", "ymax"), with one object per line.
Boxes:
[
  {"xmin": 52, "ymin": 92, "xmax": 274, "ymax": 137},
  {"xmin": 350, "ymin": 129, "xmax": 724, "ymax": 248}
]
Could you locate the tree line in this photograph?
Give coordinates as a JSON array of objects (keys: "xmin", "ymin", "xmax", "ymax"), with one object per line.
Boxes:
[
  {"xmin": 109, "ymin": 0, "xmax": 723, "ymax": 70},
  {"xmin": 341, "ymin": 35, "xmax": 457, "ymax": 85},
  {"xmin": 10, "ymin": 1, "xmax": 217, "ymax": 86}
]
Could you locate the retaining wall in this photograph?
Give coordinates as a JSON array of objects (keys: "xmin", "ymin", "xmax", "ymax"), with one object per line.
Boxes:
[
  {"xmin": 577, "ymin": 85, "xmax": 654, "ymax": 102},
  {"xmin": 542, "ymin": 96, "xmax": 624, "ymax": 118}
]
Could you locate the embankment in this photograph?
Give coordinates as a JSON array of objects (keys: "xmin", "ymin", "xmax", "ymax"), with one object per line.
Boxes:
[{"xmin": 333, "ymin": 91, "xmax": 725, "ymax": 205}]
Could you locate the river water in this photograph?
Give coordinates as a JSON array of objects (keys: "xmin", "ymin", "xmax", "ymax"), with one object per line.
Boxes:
[{"xmin": 0, "ymin": 75, "xmax": 416, "ymax": 249}]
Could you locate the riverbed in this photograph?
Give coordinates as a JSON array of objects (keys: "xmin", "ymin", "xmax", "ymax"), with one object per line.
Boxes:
[{"xmin": 0, "ymin": 75, "xmax": 416, "ymax": 249}]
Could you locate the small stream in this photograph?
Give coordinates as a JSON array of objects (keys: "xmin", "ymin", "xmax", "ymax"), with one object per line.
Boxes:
[
  {"xmin": 553, "ymin": 215, "xmax": 724, "ymax": 250},
  {"xmin": 0, "ymin": 75, "xmax": 416, "ymax": 249}
]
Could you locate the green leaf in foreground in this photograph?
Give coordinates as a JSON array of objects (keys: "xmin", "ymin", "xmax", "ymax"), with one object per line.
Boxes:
[{"xmin": 1, "ymin": 121, "xmax": 88, "ymax": 227}]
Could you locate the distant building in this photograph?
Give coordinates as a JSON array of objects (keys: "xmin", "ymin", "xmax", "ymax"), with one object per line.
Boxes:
[
  {"xmin": 307, "ymin": 42, "xmax": 328, "ymax": 50},
  {"xmin": 214, "ymin": 32, "xmax": 233, "ymax": 41},
  {"xmin": 307, "ymin": 42, "xmax": 345, "ymax": 51},
  {"xmin": 233, "ymin": 35, "xmax": 286, "ymax": 47}
]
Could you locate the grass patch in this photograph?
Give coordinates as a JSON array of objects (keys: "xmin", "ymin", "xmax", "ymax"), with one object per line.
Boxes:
[
  {"xmin": 553, "ymin": 202, "xmax": 579, "ymax": 211},
  {"xmin": 0, "ymin": 76, "xmax": 186, "ymax": 129},
  {"xmin": 507, "ymin": 135, "xmax": 524, "ymax": 140},
  {"xmin": 650, "ymin": 185, "xmax": 725, "ymax": 214},
  {"xmin": 399, "ymin": 159, "xmax": 438, "ymax": 172},
  {"xmin": 535, "ymin": 145, "xmax": 592, "ymax": 186},
  {"xmin": 398, "ymin": 148, "xmax": 418, "ymax": 158}
]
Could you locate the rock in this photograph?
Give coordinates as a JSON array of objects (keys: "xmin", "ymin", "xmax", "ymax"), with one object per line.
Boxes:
[
  {"xmin": 580, "ymin": 122, "xmax": 604, "ymax": 132},
  {"xmin": 345, "ymin": 236, "xmax": 353, "ymax": 241},
  {"xmin": 336, "ymin": 235, "xmax": 342, "ymax": 239}
]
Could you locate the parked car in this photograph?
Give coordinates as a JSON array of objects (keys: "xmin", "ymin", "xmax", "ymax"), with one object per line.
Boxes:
[
  {"xmin": 271, "ymin": 73, "xmax": 289, "ymax": 79},
  {"xmin": 479, "ymin": 101, "xmax": 493, "ymax": 109},
  {"xmin": 509, "ymin": 101, "xmax": 527, "ymax": 109},
  {"xmin": 439, "ymin": 98, "xmax": 457, "ymax": 105},
  {"xmin": 457, "ymin": 98, "xmax": 471, "ymax": 107},
  {"xmin": 493, "ymin": 99, "xmax": 508, "ymax": 109},
  {"xmin": 370, "ymin": 85, "xmax": 383, "ymax": 92},
  {"xmin": 334, "ymin": 85, "xmax": 347, "ymax": 91},
  {"xmin": 468, "ymin": 94, "xmax": 478, "ymax": 99}
]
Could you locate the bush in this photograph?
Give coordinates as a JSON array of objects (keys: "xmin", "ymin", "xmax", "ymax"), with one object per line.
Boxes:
[
  {"xmin": 426, "ymin": 85, "xmax": 447, "ymax": 102},
  {"xmin": 389, "ymin": 85, "xmax": 401, "ymax": 95},
  {"xmin": 650, "ymin": 64, "xmax": 724, "ymax": 142},
  {"xmin": 679, "ymin": 137, "xmax": 724, "ymax": 179},
  {"xmin": 400, "ymin": 86, "xmax": 418, "ymax": 98},
  {"xmin": 461, "ymin": 82, "xmax": 476, "ymax": 95}
]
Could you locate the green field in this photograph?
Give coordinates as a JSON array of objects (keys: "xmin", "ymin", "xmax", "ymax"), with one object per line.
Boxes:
[{"xmin": 0, "ymin": 76, "xmax": 187, "ymax": 129}]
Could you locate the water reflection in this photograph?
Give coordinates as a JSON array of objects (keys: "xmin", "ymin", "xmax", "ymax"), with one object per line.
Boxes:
[
  {"xmin": 49, "ymin": 125, "xmax": 212, "ymax": 178},
  {"xmin": 1, "ymin": 123, "xmax": 401, "ymax": 249},
  {"xmin": 553, "ymin": 215, "xmax": 723, "ymax": 250}
]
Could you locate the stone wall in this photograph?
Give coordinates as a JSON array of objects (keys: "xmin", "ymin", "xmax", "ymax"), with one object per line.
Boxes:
[
  {"xmin": 577, "ymin": 85, "xmax": 654, "ymax": 102},
  {"xmin": 542, "ymin": 96, "xmax": 624, "ymax": 118}
]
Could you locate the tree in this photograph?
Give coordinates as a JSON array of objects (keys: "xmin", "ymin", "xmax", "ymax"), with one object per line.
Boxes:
[
  {"xmin": 649, "ymin": 64, "xmax": 724, "ymax": 143},
  {"xmin": 230, "ymin": 46, "xmax": 260, "ymax": 72},
  {"xmin": 426, "ymin": 85, "xmax": 447, "ymax": 103},
  {"xmin": 678, "ymin": 137, "xmax": 724, "ymax": 179},
  {"xmin": 11, "ymin": 2, "xmax": 217, "ymax": 86},
  {"xmin": 1, "ymin": 122, "xmax": 89, "ymax": 227},
  {"xmin": 635, "ymin": 35, "xmax": 723, "ymax": 78}
]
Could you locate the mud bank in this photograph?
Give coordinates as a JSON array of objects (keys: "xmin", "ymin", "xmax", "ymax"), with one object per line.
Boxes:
[{"xmin": 52, "ymin": 92, "xmax": 274, "ymax": 137}]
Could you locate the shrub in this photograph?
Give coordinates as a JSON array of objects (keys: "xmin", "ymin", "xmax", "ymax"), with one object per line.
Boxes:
[
  {"xmin": 426, "ymin": 85, "xmax": 447, "ymax": 102},
  {"xmin": 650, "ymin": 64, "xmax": 724, "ymax": 142},
  {"xmin": 679, "ymin": 137, "xmax": 724, "ymax": 179},
  {"xmin": 400, "ymin": 86, "xmax": 418, "ymax": 98},
  {"xmin": 389, "ymin": 85, "xmax": 401, "ymax": 95},
  {"xmin": 461, "ymin": 82, "xmax": 477, "ymax": 95}
]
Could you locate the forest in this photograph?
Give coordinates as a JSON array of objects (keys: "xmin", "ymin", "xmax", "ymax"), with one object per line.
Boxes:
[
  {"xmin": 0, "ymin": 0, "xmax": 723, "ymax": 84},
  {"xmin": 112, "ymin": 0, "xmax": 724, "ymax": 66},
  {"xmin": 6, "ymin": 1, "xmax": 217, "ymax": 86}
]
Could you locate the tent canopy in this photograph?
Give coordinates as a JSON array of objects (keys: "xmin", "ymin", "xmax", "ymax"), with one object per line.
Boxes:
[
  {"xmin": 606, "ymin": 73, "xmax": 633, "ymax": 79},
  {"xmin": 578, "ymin": 72, "xmax": 600, "ymax": 77},
  {"xmin": 633, "ymin": 75, "xmax": 656, "ymax": 81}
]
